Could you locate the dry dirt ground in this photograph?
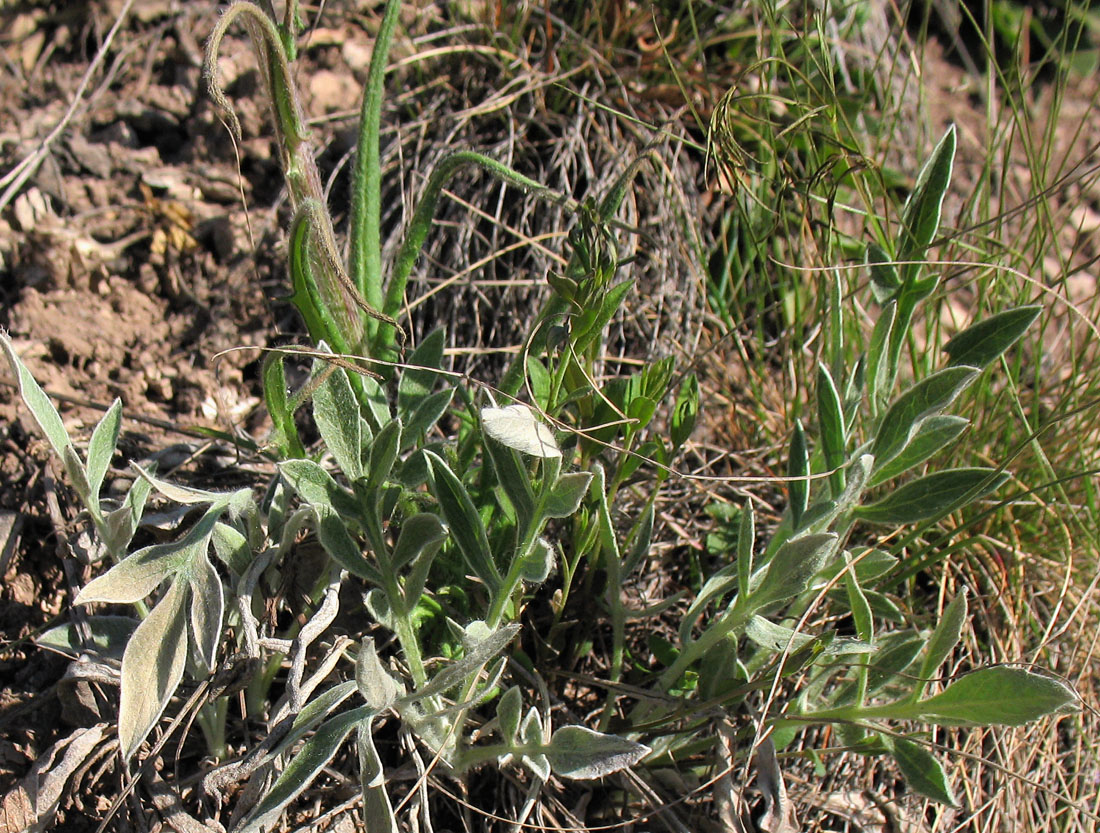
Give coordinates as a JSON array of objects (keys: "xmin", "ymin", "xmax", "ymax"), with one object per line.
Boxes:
[{"xmin": 0, "ymin": 1, "xmax": 1097, "ymax": 831}]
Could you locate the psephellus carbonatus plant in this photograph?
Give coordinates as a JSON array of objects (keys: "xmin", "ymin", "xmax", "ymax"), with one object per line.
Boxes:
[{"xmin": 0, "ymin": 2, "xmax": 1082, "ymax": 831}]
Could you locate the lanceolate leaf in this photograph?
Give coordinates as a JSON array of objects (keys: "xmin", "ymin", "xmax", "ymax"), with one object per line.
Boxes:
[
  {"xmin": 188, "ymin": 551, "xmax": 224, "ymax": 672},
  {"xmin": 854, "ymin": 468, "xmax": 1008, "ymax": 525},
  {"xmin": 397, "ymin": 327, "xmax": 446, "ymax": 416},
  {"xmin": 240, "ymin": 705, "xmax": 372, "ymax": 833},
  {"xmin": 481, "ymin": 404, "xmax": 561, "ymax": 458},
  {"xmin": 912, "ymin": 589, "xmax": 967, "ymax": 701},
  {"xmin": 86, "ymin": 398, "xmax": 122, "ymax": 501},
  {"xmin": 944, "ymin": 305, "xmax": 1042, "ymax": 369},
  {"xmin": 0, "ymin": 331, "xmax": 73, "ymax": 460},
  {"xmin": 543, "ymin": 472, "xmax": 592, "ymax": 519},
  {"xmin": 915, "ymin": 667, "xmax": 1078, "ymax": 726},
  {"xmin": 312, "ymin": 356, "xmax": 363, "ymax": 480},
  {"xmin": 872, "ymin": 367, "xmax": 978, "ymax": 467},
  {"xmin": 898, "ymin": 125, "xmax": 956, "ymax": 276},
  {"xmin": 816, "ymin": 363, "xmax": 846, "ymax": 497},
  {"xmin": 425, "ymin": 451, "xmax": 501, "ymax": 593},
  {"xmin": 788, "ymin": 420, "xmax": 809, "ymax": 530},
  {"xmin": 390, "ymin": 513, "xmax": 446, "ymax": 572},
  {"xmin": 749, "ymin": 533, "xmax": 836, "ymax": 613},
  {"xmin": 544, "ymin": 726, "xmax": 650, "ymax": 780},
  {"xmin": 36, "ymin": 615, "xmax": 138, "ymax": 660},
  {"xmin": 869, "ymin": 415, "xmax": 968, "ymax": 487},
  {"xmin": 886, "ymin": 736, "xmax": 958, "ymax": 806},
  {"xmin": 118, "ymin": 578, "xmax": 190, "ymax": 759}
]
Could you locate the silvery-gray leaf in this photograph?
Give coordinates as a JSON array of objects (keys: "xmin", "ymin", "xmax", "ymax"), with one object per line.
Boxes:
[
  {"xmin": 356, "ymin": 638, "xmax": 402, "ymax": 712},
  {"xmin": 518, "ymin": 537, "xmax": 555, "ymax": 584},
  {"xmin": 118, "ymin": 578, "xmax": 189, "ymax": 759},
  {"xmin": 481, "ymin": 404, "xmax": 561, "ymax": 458},
  {"xmin": 545, "ymin": 725, "xmax": 651, "ymax": 780},
  {"xmin": 188, "ymin": 552, "xmax": 224, "ymax": 672},
  {"xmin": 36, "ymin": 615, "xmax": 138, "ymax": 660},
  {"xmin": 408, "ymin": 623, "xmax": 520, "ymax": 701},
  {"xmin": 497, "ymin": 686, "xmax": 522, "ymax": 743}
]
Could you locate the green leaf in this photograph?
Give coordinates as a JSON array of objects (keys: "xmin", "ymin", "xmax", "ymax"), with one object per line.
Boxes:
[
  {"xmin": 872, "ymin": 367, "xmax": 978, "ymax": 467},
  {"xmin": 915, "ymin": 667, "xmax": 1078, "ymax": 726},
  {"xmin": 314, "ymin": 506, "xmax": 381, "ymax": 583},
  {"xmin": 817, "ymin": 363, "xmax": 846, "ymax": 497},
  {"xmin": 749, "ymin": 533, "xmax": 836, "ymax": 613},
  {"xmin": 313, "ymin": 356, "xmax": 363, "ymax": 480},
  {"xmin": 86, "ymin": 398, "xmax": 122, "ymax": 501},
  {"xmin": 358, "ymin": 717, "xmax": 399, "ymax": 833},
  {"xmin": 402, "ymin": 389, "xmax": 453, "ymax": 451},
  {"xmin": 390, "ymin": 512, "xmax": 446, "ymax": 572},
  {"xmin": 36, "ymin": 615, "xmax": 138, "ymax": 661},
  {"xmin": 526, "ymin": 356, "xmax": 552, "ymax": 410},
  {"xmin": 397, "ymin": 328, "xmax": 446, "ymax": 417},
  {"xmin": 410, "ymin": 623, "xmax": 520, "ymax": 701},
  {"xmin": 103, "ymin": 475, "xmax": 153, "ymax": 557},
  {"xmin": 0, "ymin": 330, "xmax": 73, "ymax": 460},
  {"xmin": 898, "ymin": 125, "xmax": 956, "ymax": 276},
  {"xmin": 886, "ymin": 736, "xmax": 958, "ymax": 806},
  {"xmin": 543, "ymin": 472, "xmax": 591, "ymax": 519},
  {"xmin": 280, "ymin": 459, "xmax": 361, "ymax": 520},
  {"xmin": 484, "ymin": 435, "xmax": 535, "ymax": 530},
  {"xmin": 744, "ymin": 616, "xmax": 872, "ymax": 657},
  {"xmin": 866, "ymin": 244, "xmax": 900, "ymax": 304},
  {"xmin": 788, "ymin": 420, "xmax": 809, "ymax": 530},
  {"xmin": 869, "ymin": 415, "xmax": 968, "ymax": 487},
  {"xmin": 211, "ymin": 521, "xmax": 251, "ymax": 575},
  {"xmin": 912, "ymin": 589, "xmax": 967, "ymax": 701},
  {"xmin": 118, "ymin": 577, "xmax": 189, "ymax": 759},
  {"xmin": 367, "ymin": 418, "xmax": 402, "ymax": 490},
  {"xmin": 866, "ymin": 299, "xmax": 897, "ymax": 410},
  {"xmin": 670, "ymin": 374, "xmax": 698, "ymax": 450},
  {"xmin": 262, "ymin": 352, "xmax": 304, "ymax": 458},
  {"xmin": 240, "ymin": 705, "xmax": 372, "ymax": 833},
  {"xmin": 425, "ymin": 451, "xmax": 501, "ymax": 593},
  {"xmin": 737, "ymin": 500, "xmax": 755, "ymax": 596},
  {"xmin": 517, "ymin": 537, "xmax": 555, "ymax": 584},
  {"xmin": 944, "ymin": 305, "xmax": 1041, "ymax": 369},
  {"xmin": 854, "ymin": 468, "xmax": 1008, "ymax": 525},
  {"xmin": 544, "ymin": 726, "xmax": 650, "ymax": 780}
]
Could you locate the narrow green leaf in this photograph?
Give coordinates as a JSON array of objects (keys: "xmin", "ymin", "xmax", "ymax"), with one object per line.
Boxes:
[
  {"xmin": 103, "ymin": 475, "xmax": 152, "ymax": 556},
  {"xmin": 241, "ymin": 706, "xmax": 372, "ymax": 833},
  {"xmin": 544, "ymin": 726, "xmax": 650, "ymax": 780},
  {"xmin": 526, "ymin": 356, "xmax": 552, "ymax": 410},
  {"xmin": 788, "ymin": 420, "xmax": 809, "ymax": 530},
  {"xmin": 744, "ymin": 616, "xmax": 872, "ymax": 656},
  {"xmin": 886, "ymin": 736, "xmax": 958, "ymax": 806},
  {"xmin": 269, "ymin": 681, "xmax": 359, "ymax": 760},
  {"xmin": 869, "ymin": 415, "xmax": 968, "ymax": 487},
  {"xmin": 872, "ymin": 367, "xmax": 977, "ymax": 467},
  {"xmin": 737, "ymin": 500, "xmax": 755, "ymax": 597},
  {"xmin": 484, "ymin": 435, "xmax": 536, "ymax": 530},
  {"xmin": 314, "ymin": 506, "xmax": 381, "ymax": 583},
  {"xmin": 313, "ymin": 356, "xmax": 363, "ymax": 480},
  {"xmin": 0, "ymin": 330, "xmax": 73, "ymax": 460},
  {"xmin": 944, "ymin": 305, "xmax": 1041, "ymax": 369},
  {"xmin": 866, "ymin": 244, "xmax": 900, "ymax": 304},
  {"xmin": 670, "ymin": 374, "xmax": 699, "ymax": 451},
  {"xmin": 425, "ymin": 451, "xmax": 501, "ymax": 593},
  {"xmin": 397, "ymin": 328, "xmax": 446, "ymax": 416},
  {"xmin": 817, "ymin": 363, "xmax": 846, "ymax": 497},
  {"xmin": 916, "ymin": 667, "xmax": 1078, "ymax": 726},
  {"xmin": 866, "ymin": 299, "xmax": 897, "ymax": 413},
  {"xmin": 855, "ymin": 468, "xmax": 1008, "ymax": 525},
  {"xmin": 262, "ymin": 352, "xmax": 304, "ymax": 458},
  {"xmin": 912, "ymin": 589, "xmax": 967, "ymax": 701},
  {"xmin": 118, "ymin": 578, "xmax": 189, "ymax": 759},
  {"xmin": 87, "ymin": 398, "xmax": 122, "ymax": 499},
  {"xmin": 367, "ymin": 418, "xmax": 402, "ymax": 490},
  {"xmin": 833, "ymin": 632, "xmax": 924, "ymax": 705},
  {"xmin": 402, "ymin": 388, "xmax": 453, "ymax": 451},
  {"xmin": 410, "ymin": 623, "xmax": 519, "ymax": 701},
  {"xmin": 359, "ymin": 717, "xmax": 399, "ymax": 833},
  {"xmin": 898, "ymin": 125, "xmax": 956, "ymax": 275},
  {"xmin": 211, "ymin": 521, "xmax": 251, "ymax": 575}
]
